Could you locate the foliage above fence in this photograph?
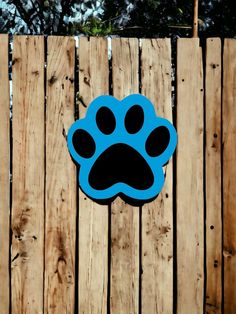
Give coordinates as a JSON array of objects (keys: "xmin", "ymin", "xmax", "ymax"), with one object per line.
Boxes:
[{"xmin": 0, "ymin": 35, "xmax": 236, "ymax": 314}]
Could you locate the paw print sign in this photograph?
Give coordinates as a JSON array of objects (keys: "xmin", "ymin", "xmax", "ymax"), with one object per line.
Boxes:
[{"xmin": 67, "ymin": 94, "xmax": 177, "ymax": 205}]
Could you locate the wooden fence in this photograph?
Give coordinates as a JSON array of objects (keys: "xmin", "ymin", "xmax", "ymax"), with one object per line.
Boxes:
[{"xmin": 0, "ymin": 35, "xmax": 236, "ymax": 313}]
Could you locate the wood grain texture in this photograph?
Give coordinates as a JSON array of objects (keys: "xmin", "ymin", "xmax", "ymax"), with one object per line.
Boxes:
[
  {"xmin": 4, "ymin": 35, "xmax": 236, "ymax": 313},
  {"xmin": 176, "ymin": 38, "xmax": 204, "ymax": 314},
  {"xmin": 223, "ymin": 38, "xmax": 236, "ymax": 314},
  {"xmin": 44, "ymin": 36, "xmax": 76, "ymax": 313},
  {"xmin": 11, "ymin": 36, "xmax": 45, "ymax": 313},
  {"xmin": 205, "ymin": 38, "xmax": 222, "ymax": 314},
  {"xmin": 141, "ymin": 38, "xmax": 173, "ymax": 314},
  {"xmin": 111, "ymin": 38, "xmax": 139, "ymax": 314},
  {"xmin": 0, "ymin": 34, "xmax": 10, "ymax": 314},
  {"xmin": 78, "ymin": 37, "xmax": 109, "ymax": 313}
]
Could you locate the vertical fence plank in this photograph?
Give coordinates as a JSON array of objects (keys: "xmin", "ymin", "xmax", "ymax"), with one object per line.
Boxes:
[
  {"xmin": 110, "ymin": 38, "xmax": 139, "ymax": 314},
  {"xmin": 223, "ymin": 38, "xmax": 236, "ymax": 313},
  {"xmin": 0, "ymin": 34, "xmax": 10, "ymax": 314},
  {"xmin": 44, "ymin": 36, "xmax": 76, "ymax": 313},
  {"xmin": 176, "ymin": 38, "xmax": 204, "ymax": 313},
  {"xmin": 141, "ymin": 38, "xmax": 173, "ymax": 313},
  {"xmin": 78, "ymin": 37, "xmax": 109, "ymax": 313},
  {"xmin": 11, "ymin": 36, "xmax": 45, "ymax": 313},
  {"xmin": 205, "ymin": 38, "xmax": 222, "ymax": 313}
]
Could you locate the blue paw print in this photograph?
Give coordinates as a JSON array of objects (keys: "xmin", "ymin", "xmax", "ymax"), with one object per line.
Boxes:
[{"xmin": 67, "ymin": 94, "xmax": 177, "ymax": 204}]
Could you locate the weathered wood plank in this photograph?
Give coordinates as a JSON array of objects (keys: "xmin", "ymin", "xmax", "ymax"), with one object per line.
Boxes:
[
  {"xmin": 11, "ymin": 35, "xmax": 45, "ymax": 313},
  {"xmin": 141, "ymin": 38, "xmax": 173, "ymax": 314},
  {"xmin": 44, "ymin": 36, "xmax": 76, "ymax": 313},
  {"xmin": 223, "ymin": 38, "xmax": 236, "ymax": 314},
  {"xmin": 0, "ymin": 34, "xmax": 10, "ymax": 314},
  {"xmin": 176, "ymin": 38, "xmax": 204, "ymax": 314},
  {"xmin": 78, "ymin": 37, "xmax": 109, "ymax": 313},
  {"xmin": 205, "ymin": 38, "xmax": 222, "ymax": 314},
  {"xmin": 110, "ymin": 38, "xmax": 139, "ymax": 314}
]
